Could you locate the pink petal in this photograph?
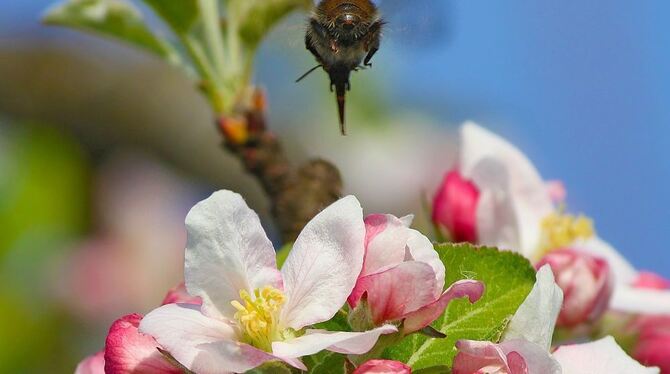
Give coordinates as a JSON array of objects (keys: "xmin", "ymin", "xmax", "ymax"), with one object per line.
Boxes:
[
  {"xmin": 453, "ymin": 340, "xmax": 508, "ymax": 374},
  {"xmin": 633, "ymin": 272, "xmax": 670, "ymax": 290},
  {"xmin": 104, "ymin": 314, "xmax": 180, "ymax": 374},
  {"xmin": 403, "ymin": 279, "xmax": 484, "ymax": 334},
  {"xmin": 75, "ymin": 350, "xmax": 105, "ymax": 374},
  {"xmin": 553, "ymin": 336, "xmax": 659, "ymax": 374},
  {"xmin": 432, "ymin": 170, "xmax": 480, "ymax": 243},
  {"xmin": 348, "ymin": 261, "xmax": 437, "ymax": 324},
  {"xmin": 280, "ymin": 196, "xmax": 366, "ymax": 330},
  {"xmin": 353, "ymin": 359, "xmax": 412, "ymax": 374},
  {"xmin": 405, "ymin": 229, "xmax": 446, "ymax": 298},
  {"xmin": 545, "ymin": 180, "xmax": 566, "ymax": 203},
  {"xmin": 184, "ymin": 190, "xmax": 281, "ymax": 321},
  {"xmin": 161, "ymin": 282, "xmax": 202, "ymax": 305},
  {"xmin": 138, "ymin": 304, "xmax": 272, "ymax": 374},
  {"xmin": 453, "ymin": 339, "xmax": 560, "ymax": 374},
  {"xmin": 271, "ymin": 325, "xmax": 398, "ymax": 358},
  {"xmin": 361, "ymin": 214, "xmax": 410, "ymax": 276}
]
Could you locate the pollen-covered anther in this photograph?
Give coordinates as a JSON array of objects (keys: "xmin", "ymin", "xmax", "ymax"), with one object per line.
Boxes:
[
  {"xmin": 231, "ymin": 286, "xmax": 286, "ymax": 351},
  {"xmin": 539, "ymin": 211, "xmax": 595, "ymax": 253}
]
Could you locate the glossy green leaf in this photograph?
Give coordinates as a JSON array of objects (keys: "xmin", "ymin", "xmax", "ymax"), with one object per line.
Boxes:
[
  {"xmin": 141, "ymin": 0, "xmax": 198, "ymax": 34},
  {"xmin": 43, "ymin": 0, "xmax": 179, "ymax": 62},
  {"xmin": 383, "ymin": 243, "xmax": 536, "ymax": 370}
]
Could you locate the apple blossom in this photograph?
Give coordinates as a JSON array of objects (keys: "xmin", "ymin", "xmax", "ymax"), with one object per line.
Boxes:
[
  {"xmin": 139, "ymin": 191, "xmax": 397, "ymax": 373},
  {"xmin": 454, "ymin": 266, "xmax": 658, "ymax": 374},
  {"xmin": 74, "ymin": 283, "xmax": 203, "ymax": 374},
  {"xmin": 353, "ymin": 359, "xmax": 412, "ymax": 374},
  {"xmin": 436, "ymin": 122, "xmax": 670, "ymax": 315},
  {"xmin": 347, "ymin": 213, "xmax": 484, "ymax": 334},
  {"xmin": 536, "ymin": 248, "xmax": 613, "ymax": 327}
]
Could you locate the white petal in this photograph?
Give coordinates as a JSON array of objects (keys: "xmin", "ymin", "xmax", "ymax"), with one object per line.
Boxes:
[
  {"xmin": 406, "ymin": 228, "xmax": 445, "ymax": 297},
  {"xmin": 271, "ymin": 325, "xmax": 398, "ymax": 358},
  {"xmin": 460, "ymin": 122, "xmax": 553, "ymax": 256},
  {"xmin": 184, "ymin": 190, "xmax": 281, "ymax": 320},
  {"xmin": 574, "ymin": 237, "xmax": 638, "ymax": 285},
  {"xmin": 609, "ymin": 286, "xmax": 670, "ymax": 314},
  {"xmin": 138, "ymin": 304, "xmax": 266, "ymax": 374},
  {"xmin": 502, "ymin": 265, "xmax": 563, "ymax": 350},
  {"xmin": 553, "ymin": 336, "xmax": 659, "ymax": 374},
  {"xmin": 280, "ymin": 195, "xmax": 366, "ymax": 329}
]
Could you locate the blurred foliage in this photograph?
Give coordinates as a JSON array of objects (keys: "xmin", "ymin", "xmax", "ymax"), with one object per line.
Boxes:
[
  {"xmin": 0, "ymin": 121, "xmax": 90, "ymax": 373},
  {"xmin": 43, "ymin": 0, "xmax": 180, "ymax": 63}
]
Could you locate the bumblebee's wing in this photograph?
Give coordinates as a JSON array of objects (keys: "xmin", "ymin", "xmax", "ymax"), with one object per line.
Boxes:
[{"xmin": 376, "ymin": 0, "xmax": 452, "ymax": 49}]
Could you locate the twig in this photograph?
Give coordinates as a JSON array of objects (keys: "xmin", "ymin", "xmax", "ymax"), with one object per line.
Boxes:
[{"xmin": 218, "ymin": 89, "xmax": 343, "ymax": 242}]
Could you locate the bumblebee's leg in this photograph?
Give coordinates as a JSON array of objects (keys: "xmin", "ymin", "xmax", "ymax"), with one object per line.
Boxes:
[{"xmin": 364, "ymin": 21, "xmax": 383, "ymax": 67}]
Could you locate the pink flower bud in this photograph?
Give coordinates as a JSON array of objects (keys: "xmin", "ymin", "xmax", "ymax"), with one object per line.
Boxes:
[
  {"xmin": 631, "ymin": 315, "xmax": 670, "ymax": 373},
  {"xmin": 353, "ymin": 359, "xmax": 412, "ymax": 374},
  {"xmin": 536, "ymin": 249, "xmax": 613, "ymax": 328},
  {"xmin": 75, "ymin": 350, "xmax": 105, "ymax": 374},
  {"xmin": 432, "ymin": 170, "xmax": 479, "ymax": 242}
]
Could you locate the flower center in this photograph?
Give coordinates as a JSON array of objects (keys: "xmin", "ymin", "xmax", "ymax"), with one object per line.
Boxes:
[
  {"xmin": 231, "ymin": 286, "xmax": 286, "ymax": 351},
  {"xmin": 539, "ymin": 210, "xmax": 594, "ymax": 254}
]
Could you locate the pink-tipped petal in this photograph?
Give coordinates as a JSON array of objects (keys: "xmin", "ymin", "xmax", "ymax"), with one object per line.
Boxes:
[
  {"xmin": 161, "ymin": 282, "xmax": 202, "ymax": 305},
  {"xmin": 75, "ymin": 350, "xmax": 105, "ymax": 374},
  {"xmin": 453, "ymin": 339, "xmax": 560, "ymax": 374},
  {"xmin": 353, "ymin": 359, "xmax": 412, "ymax": 374},
  {"xmin": 361, "ymin": 214, "xmax": 411, "ymax": 276},
  {"xmin": 506, "ymin": 351, "xmax": 529, "ymax": 374},
  {"xmin": 104, "ymin": 314, "xmax": 181, "ymax": 374},
  {"xmin": 405, "ymin": 229, "xmax": 445, "ymax": 298},
  {"xmin": 553, "ymin": 336, "xmax": 659, "ymax": 374},
  {"xmin": 633, "ymin": 272, "xmax": 670, "ymax": 290},
  {"xmin": 545, "ymin": 180, "xmax": 566, "ymax": 203},
  {"xmin": 460, "ymin": 123, "xmax": 554, "ymax": 256},
  {"xmin": 348, "ymin": 261, "xmax": 438, "ymax": 324},
  {"xmin": 272, "ymin": 325, "xmax": 398, "ymax": 359},
  {"xmin": 184, "ymin": 190, "xmax": 281, "ymax": 321},
  {"xmin": 138, "ymin": 304, "xmax": 265, "ymax": 374},
  {"xmin": 432, "ymin": 170, "xmax": 480, "ymax": 243},
  {"xmin": 402, "ymin": 279, "xmax": 484, "ymax": 334},
  {"xmin": 453, "ymin": 340, "xmax": 508, "ymax": 374},
  {"xmin": 280, "ymin": 195, "xmax": 366, "ymax": 330}
]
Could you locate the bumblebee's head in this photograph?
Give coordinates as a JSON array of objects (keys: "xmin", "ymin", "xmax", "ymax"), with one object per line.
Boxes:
[{"xmin": 314, "ymin": 1, "xmax": 379, "ymax": 43}]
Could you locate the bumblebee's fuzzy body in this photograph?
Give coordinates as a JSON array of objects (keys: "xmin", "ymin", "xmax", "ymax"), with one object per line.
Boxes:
[{"xmin": 305, "ymin": 0, "xmax": 383, "ymax": 135}]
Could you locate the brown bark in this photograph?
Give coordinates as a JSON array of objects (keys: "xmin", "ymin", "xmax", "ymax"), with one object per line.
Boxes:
[{"xmin": 219, "ymin": 90, "xmax": 343, "ymax": 242}]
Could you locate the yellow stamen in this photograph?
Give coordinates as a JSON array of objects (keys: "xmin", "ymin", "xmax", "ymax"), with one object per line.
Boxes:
[
  {"xmin": 539, "ymin": 211, "xmax": 595, "ymax": 254},
  {"xmin": 231, "ymin": 286, "xmax": 285, "ymax": 351}
]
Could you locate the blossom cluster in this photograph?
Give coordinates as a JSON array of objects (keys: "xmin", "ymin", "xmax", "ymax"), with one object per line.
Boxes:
[{"xmin": 76, "ymin": 123, "xmax": 669, "ymax": 374}]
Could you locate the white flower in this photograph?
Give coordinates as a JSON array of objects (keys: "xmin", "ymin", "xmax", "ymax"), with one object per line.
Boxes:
[
  {"xmin": 454, "ymin": 122, "xmax": 670, "ymax": 315},
  {"xmin": 139, "ymin": 190, "xmax": 397, "ymax": 373},
  {"xmin": 454, "ymin": 266, "xmax": 659, "ymax": 374}
]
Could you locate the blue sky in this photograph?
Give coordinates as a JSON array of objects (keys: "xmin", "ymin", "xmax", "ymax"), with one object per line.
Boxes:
[{"xmin": 3, "ymin": 1, "xmax": 668, "ymax": 274}]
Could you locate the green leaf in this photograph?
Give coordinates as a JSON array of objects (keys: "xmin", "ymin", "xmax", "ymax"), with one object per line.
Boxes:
[
  {"xmin": 302, "ymin": 351, "xmax": 349, "ymax": 374},
  {"xmin": 383, "ymin": 243, "xmax": 536, "ymax": 370},
  {"xmin": 141, "ymin": 0, "xmax": 198, "ymax": 34},
  {"xmin": 276, "ymin": 243, "xmax": 292, "ymax": 268},
  {"xmin": 43, "ymin": 0, "xmax": 179, "ymax": 62},
  {"xmin": 233, "ymin": 0, "xmax": 312, "ymax": 50},
  {"xmin": 245, "ymin": 361, "xmax": 298, "ymax": 374}
]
